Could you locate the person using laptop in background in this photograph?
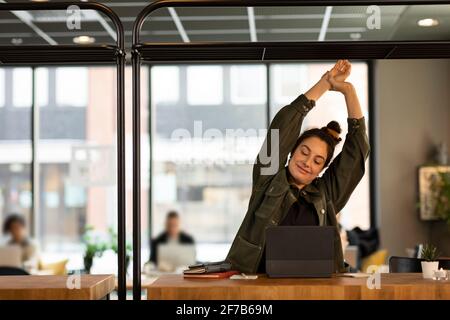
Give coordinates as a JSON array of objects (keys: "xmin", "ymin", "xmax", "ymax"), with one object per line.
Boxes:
[
  {"xmin": 149, "ymin": 210, "xmax": 195, "ymax": 267},
  {"xmin": 226, "ymin": 59, "xmax": 370, "ymax": 274},
  {"xmin": 2, "ymin": 213, "xmax": 39, "ymax": 270}
]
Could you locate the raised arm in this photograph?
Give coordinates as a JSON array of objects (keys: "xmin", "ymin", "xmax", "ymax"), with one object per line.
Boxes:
[
  {"xmin": 251, "ymin": 93, "xmax": 314, "ymax": 189},
  {"xmin": 252, "ymin": 60, "xmax": 348, "ymax": 189},
  {"xmin": 326, "ymin": 62, "xmax": 364, "ymax": 119},
  {"xmin": 320, "ymin": 67, "xmax": 370, "ymax": 212}
]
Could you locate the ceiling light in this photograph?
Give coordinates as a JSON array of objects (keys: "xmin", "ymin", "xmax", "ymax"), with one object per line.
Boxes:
[
  {"xmin": 350, "ymin": 33, "xmax": 361, "ymax": 40},
  {"xmin": 73, "ymin": 36, "xmax": 95, "ymax": 44},
  {"xmin": 417, "ymin": 18, "xmax": 439, "ymax": 27},
  {"xmin": 11, "ymin": 38, "xmax": 23, "ymax": 45}
]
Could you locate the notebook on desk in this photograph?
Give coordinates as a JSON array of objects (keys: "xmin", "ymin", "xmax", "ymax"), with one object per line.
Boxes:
[
  {"xmin": 184, "ymin": 261, "xmax": 232, "ymax": 274},
  {"xmin": 183, "ymin": 270, "xmax": 239, "ymax": 279},
  {"xmin": 265, "ymin": 226, "xmax": 335, "ymax": 278}
]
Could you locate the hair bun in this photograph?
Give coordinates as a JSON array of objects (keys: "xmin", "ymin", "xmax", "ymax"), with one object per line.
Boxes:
[
  {"xmin": 324, "ymin": 120, "xmax": 342, "ymax": 142},
  {"xmin": 326, "ymin": 121, "xmax": 341, "ymax": 134}
]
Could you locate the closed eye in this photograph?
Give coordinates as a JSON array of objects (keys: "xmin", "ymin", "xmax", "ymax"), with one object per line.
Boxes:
[
  {"xmin": 300, "ymin": 146, "xmax": 309, "ymax": 155},
  {"xmin": 301, "ymin": 145, "xmax": 325, "ymax": 164}
]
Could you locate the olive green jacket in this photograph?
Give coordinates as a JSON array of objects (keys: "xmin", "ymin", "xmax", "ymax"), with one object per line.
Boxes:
[{"xmin": 225, "ymin": 93, "xmax": 370, "ymax": 274}]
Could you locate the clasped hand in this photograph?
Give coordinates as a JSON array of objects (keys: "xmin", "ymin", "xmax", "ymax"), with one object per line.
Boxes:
[{"xmin": 321, "ymin": 59, "xmax": 353, "ymax": 94}]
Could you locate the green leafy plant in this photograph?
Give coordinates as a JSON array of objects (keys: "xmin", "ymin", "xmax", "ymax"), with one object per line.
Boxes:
[
  {"xmin": 421, "ymin": 244, "xmax": 440, "ymax": 262},
  {"xmin": 433, "ymin": 171, "xmax": 450, "ymax": 225},
  {"xmin": 82, "ymin": 225, "xmax": 108, "ymax": 273},
  {"xmin": 107, "ymin": 227, "xmax": 132, "ymax": 273}
]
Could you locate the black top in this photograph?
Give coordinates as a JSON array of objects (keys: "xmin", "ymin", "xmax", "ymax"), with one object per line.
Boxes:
[
  {"xmin": 149, "ymin": 231, "xmax": 195, "ymax": 264},
  {"xmin": 279, "ymin": 191, "xmax": 319, "ymax": 226},
  {"xmin": 257, "ymin": 171, "xmax": 319, "ymax": 273}
]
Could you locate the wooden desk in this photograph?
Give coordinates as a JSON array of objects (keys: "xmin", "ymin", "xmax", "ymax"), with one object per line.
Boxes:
[
  {"xmin": 0, "ymin": 274, "xmax": 115, "ymax": 300},
  {"xmin": 147, "ymin": 273, "xmax": 450, "ymax": 300},
  {"xmin": 115, "ymin": 276, "xmax": 158, "ymax": 290}
]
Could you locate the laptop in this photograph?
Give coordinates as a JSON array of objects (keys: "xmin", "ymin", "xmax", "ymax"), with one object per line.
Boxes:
[
  {"xmin": 0, "ymin": 245, "xmax": 22, "ymax": 268},
  {"xmin": 266, "ymin": 226, "xmax": 335, "ymax": 278},
  {"xmin": 157, "ymin": 243, "xmax": 196, "ymax": 271}
]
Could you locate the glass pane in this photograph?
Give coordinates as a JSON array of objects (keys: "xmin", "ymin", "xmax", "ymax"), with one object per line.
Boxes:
[
  {"xmin": 270, "ymin": 62, "xmax": 370, "ymax": 230},
  {"xmin": 230, "ymin": 65, "xmax": 267, "ymax": 105},
  {"xmin": 0, "ymin": 69, "xmax": 5, "ymax": 107},
  {"xmin": 187, "ymin": 66, "xmax": 223, "ymax": 105},
  {"xmin": 151, "ymin": 66, "xmax": 180, "ymax": 105},
  {"xmin": 140, "ymin": 5, "xmax": 450, "ymax": 43},
  {"xmin": 0, "ymin": 67, "xmax": 32, "ymax": 246},
  {"xmin": 36, "ymin": 66, "xmax": 118, "ymax": 274},
  {"xmin": 0, "ymin": 9, "xmax": 119, "ymax": 46},
  {"xmin": 36, "ymin": 68, "xmax": 49, "ymax": 108},
  {"xmin": 151, "ymin": 64, "xmax": 267, "ymax": 262},
  {"xmin": 55, "ymin": 67, "xmax": 88, "ymax": 107},
  {"xmin": 12, "ymin": 68, "xmax": 32, "ymax": 108},
  {"xmin": 271, "ymin": 64, "xmax": 309, "ymax": 108}
]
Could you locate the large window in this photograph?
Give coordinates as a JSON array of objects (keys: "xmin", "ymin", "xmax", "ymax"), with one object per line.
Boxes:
[
  {"xmin": 150, "ymin": 62, "xmax": 370, "ymax": 262},
  {"xmin": 0, "ymin": 66, "xmax": 131, "ymax": 274},
  {"xmin": 33, "ymin": 66, "xmax": 149, "ymax": 273},
  {"xmin": 0, "ymin": 68, "xmax": 32, "ymax": 240},
  {"xmin": 1, "ymin": 62, "xmax": 370, "ymax": 271},
  {"xmin": 151, "ymin": 64, "xmax": 267, "ymax": 261},
  {"xmin": 35, "ymin": 67, "xmax": 119, "ymax": 272}
]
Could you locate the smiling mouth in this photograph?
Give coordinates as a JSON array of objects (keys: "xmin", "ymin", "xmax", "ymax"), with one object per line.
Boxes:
[{"xmin": 296, "ymin": 164, "xmax": 310, "ymax": 175}]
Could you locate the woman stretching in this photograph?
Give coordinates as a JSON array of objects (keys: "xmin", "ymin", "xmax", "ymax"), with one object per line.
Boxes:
[{"xmin": 226, "ymin": 60, "xmax": 370, "ymax": 273}]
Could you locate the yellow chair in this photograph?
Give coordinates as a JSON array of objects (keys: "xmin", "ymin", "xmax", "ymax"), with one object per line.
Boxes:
[
  {"xmin": 38, "ymin": 259, "xmax": 69, "ymax": 275},
  {"xmin": 361, "ymin": 250, "xmax": 388, "ymax": 273}
]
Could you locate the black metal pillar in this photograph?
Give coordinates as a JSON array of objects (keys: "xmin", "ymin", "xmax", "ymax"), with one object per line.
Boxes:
[
  {"xmin": 368, "ymin": 59, "xmax": 379, "ymax": 229},
  {"xmin": 116, "ymin": 49, "xmax": 127, "ymax": 300},
  {"xmin": 132, "ymin": 49, "xmax": 142, "ymax": 300}
]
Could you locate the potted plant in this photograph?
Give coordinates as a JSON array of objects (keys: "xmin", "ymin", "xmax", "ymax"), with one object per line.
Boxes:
[
  {"xmin": 420, "ymin": 244, "xmax": 440, "ymax": 279},
  {"xmin": 434, "ymin": 171, "xmax": 450, "ymax": 225},
  {"xmin": 107, "ymin": 227, "xmax": 132, "ymax": 274},
  {"xmin": 82, "ymin": 225, "xmax": 107, "ymax": 274}
]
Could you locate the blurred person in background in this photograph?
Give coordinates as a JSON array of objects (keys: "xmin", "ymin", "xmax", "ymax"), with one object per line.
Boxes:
[
  {"xmin": 148, "ymin": 210, "xmax": 195, "ymax": 265},
  {"xmin": 2, "ymin": 213, "xmax": 39, "ymax": 270}
]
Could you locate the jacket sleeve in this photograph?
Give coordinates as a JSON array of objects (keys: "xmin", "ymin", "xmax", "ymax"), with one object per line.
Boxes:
[
  {"xmin": 252, "ymin": 93, "xmax": 315, "ymax": 189},
  {"xmin": 319, "ymin": 116, "xmax": 370, "ymax": 212}
]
